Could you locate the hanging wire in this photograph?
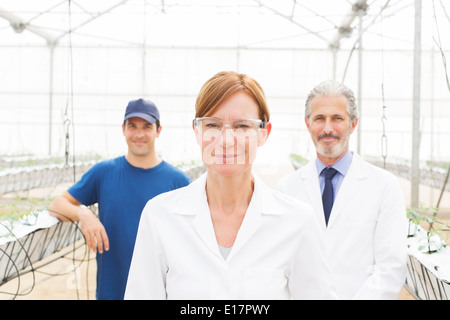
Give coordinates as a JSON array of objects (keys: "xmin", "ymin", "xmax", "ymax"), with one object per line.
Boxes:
[
  {"xmin": 63, "ymin": 0, "xmax": 76, "ymax": 183},
  {"xmin": 379, "ymin": 0, "xmax": 388, "ymax": 169},
  {"xmin": 380, "ymin": 85, "xmax": 388, "ymax": 168}
]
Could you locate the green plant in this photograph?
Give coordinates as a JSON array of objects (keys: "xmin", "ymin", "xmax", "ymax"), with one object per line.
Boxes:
[
  {"xmin": 0, "ymin": 198, "xmax": 50, "ymax": 238},
  {"xmin": 406, "ymin": 206, "xmax": 449, "ymax": 254},
  {"xmin": 289, "ymin": 153, "xmax": 309, "ymax": 169}
]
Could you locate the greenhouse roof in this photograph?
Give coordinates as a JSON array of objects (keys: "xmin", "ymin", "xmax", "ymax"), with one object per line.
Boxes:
[
  {"xmin": 1, "ymin": 0, "xmax": 450, "ymax": 165},
  {"xmin": 0, "ymin": 0, "xmax": 444, "ymax": 50}
]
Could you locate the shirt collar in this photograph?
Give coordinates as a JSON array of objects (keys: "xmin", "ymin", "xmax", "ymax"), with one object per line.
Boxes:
[{"xmin": 316, "ymin": 151, "xmax": 353, "ymax": 176}]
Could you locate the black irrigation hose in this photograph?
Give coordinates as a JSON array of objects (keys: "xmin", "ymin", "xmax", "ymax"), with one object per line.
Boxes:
[
  {"xmin": 0, "ymin": 247, "xmax": 21, "ymax": 298},
  {"xmin": 0, "ymin": 208, "xmax": 93, "ymax": 299},
  {"xmin": 0, "ymin": 220, "xmax": 36, "ymax": 298}
]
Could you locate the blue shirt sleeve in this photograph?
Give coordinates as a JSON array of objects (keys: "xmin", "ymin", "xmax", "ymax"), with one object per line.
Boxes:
[{"xmin": 68, "ymin": 162, "xmax": 102, "ymax": 206}]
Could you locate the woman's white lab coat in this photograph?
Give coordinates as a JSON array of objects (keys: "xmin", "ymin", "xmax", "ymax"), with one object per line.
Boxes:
[{"xmin": 125, "ymin": 173, "xmax": 337, "ymax": 300}]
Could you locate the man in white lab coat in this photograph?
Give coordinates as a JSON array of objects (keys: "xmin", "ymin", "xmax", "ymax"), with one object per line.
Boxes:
[{"xmin": 277, "ymin": 80, "xmax": 407, "ymax": 299}]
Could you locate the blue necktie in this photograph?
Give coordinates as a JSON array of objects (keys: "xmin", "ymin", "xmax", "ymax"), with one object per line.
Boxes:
[{"xmin": 322, "ymin": 167, "xmax": 338, "ymax": 225}]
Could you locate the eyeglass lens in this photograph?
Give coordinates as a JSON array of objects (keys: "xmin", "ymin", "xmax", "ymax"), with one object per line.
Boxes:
[{"xmin": 197, "ymin": 118, "xmax": 261, "ymax": 138}]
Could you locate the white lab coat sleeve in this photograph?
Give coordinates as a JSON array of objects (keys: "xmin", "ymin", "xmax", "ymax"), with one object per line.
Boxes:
[
  {"xmin": 124, "ymin": 202, "xmax": 167, "ymax": 300},
  {"xmin": 352, "ymin": 175, "xmax": 407, "ymax": 300},
  {"xmin": 289, "ymin": 208, "xmax": 339, "ymax": 300}
]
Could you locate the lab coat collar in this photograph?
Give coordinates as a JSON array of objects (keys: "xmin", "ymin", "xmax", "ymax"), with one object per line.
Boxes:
[
  {"xmin": 297, "ymin": 161, "xmax": 324, "ymax": 222},
  {"xmin": 172, "ymin": 172, "xmax": 208, "ymax": 216},
  {"xmin": 327, "ymin": 153, "xmax": 368, "ymax": 226},
  {"xmin": 172, "ymin": 172, "xmax": 282, "ymax": 216},
  {"xmin": 297, "ymin": 153, "xmax": 369, "ymax": 228},
  {"xmin": 172, "ymin": 171, "xmax": 282, "ymax": 261}
]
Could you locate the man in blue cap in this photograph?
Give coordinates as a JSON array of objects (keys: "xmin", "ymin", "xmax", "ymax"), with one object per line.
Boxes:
[{"xmin": 49, "ymin": 98, "xmax": 191, "ymax": 299}]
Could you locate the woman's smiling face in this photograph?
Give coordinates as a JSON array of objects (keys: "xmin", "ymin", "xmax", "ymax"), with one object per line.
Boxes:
[{"xmin": 195, "ymin": 91, "xmax": 270, "ymax": 177}]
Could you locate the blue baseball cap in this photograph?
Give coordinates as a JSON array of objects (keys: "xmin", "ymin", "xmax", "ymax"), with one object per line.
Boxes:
[{"xmin": 124, "ymin": 98, "xmax": 160, "ymax": 123}]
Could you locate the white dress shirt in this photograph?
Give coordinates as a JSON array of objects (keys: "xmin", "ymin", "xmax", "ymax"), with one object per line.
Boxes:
[{"xmin": 125, "ymin": 172, "xmax": 337, "ymax": 300}]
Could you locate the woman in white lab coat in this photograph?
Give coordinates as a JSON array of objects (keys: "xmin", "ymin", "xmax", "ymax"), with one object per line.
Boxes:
[{"xmin": 125, "ymin": 71, "xmax": 337, "ymax": 300}]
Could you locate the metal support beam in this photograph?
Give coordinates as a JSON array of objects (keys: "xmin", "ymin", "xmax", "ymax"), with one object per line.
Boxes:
[
  {"xmin": 253, "ymin": 0, "xmax": 329, "ymax": 45},
  {"xmin": 411, "ymin": 0, "xmax": 422, "ymax": 208},
  {"xmin": 53, "ymin": 0, "xmax": 130, "ymax": 44},
  {"xmin": 329, "ymin": 0, "xmax": 368, "ymax": 50},
  {"xmin": 48, "ymin": 44, "xmax": 55, "ymax": 155},
  {"xmin": 0, "ymin": 6, "xmax": 56, "ymax": 45}
]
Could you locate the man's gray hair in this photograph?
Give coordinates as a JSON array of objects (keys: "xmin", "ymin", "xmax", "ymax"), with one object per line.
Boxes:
[{"xmin": 305, "ymin": 80, "xmax": 359, "ymax": 121}]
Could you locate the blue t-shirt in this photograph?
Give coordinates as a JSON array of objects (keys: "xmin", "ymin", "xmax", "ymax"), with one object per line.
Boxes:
[{"xmin": 68, "ymin": 156, "xmax": 190, "ymax": 300}]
